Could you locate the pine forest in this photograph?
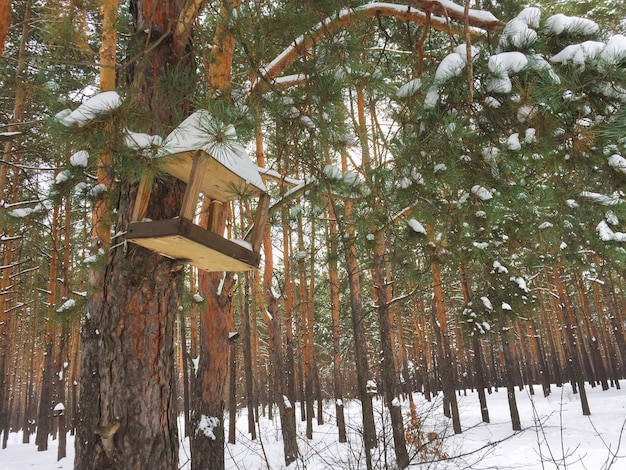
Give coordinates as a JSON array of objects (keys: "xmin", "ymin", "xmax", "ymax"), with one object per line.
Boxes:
[{"xmin": 1, "ymin": 0, "xmax": 626, "ymax": 469}]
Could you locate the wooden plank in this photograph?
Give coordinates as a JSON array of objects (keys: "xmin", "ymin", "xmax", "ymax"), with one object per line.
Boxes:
[
  {"xmin": 161, "ymin": 151, "xmax": 263, "ymax": 202},
  {"xmin": 247, "ymin": 193, "xmax": 270, "ymax": 253},
  {"xmin": 131, "ymin": 173, "xmax": 153, "ymax": 222},
  {"xmin": 127, "ymin": 218, "xmax": 260, "ymax": 272},
  {"xmin": 208, "ymin": 200, "xmax": 223, "ymax": 233},
  {"xmin": 179, "ymin": 152, "xmax": 209, "ymax": 220}
]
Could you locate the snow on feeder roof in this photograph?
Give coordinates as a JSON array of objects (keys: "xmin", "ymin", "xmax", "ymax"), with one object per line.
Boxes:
[{"xmin": 156, "ymin": 110, "xmax": 266, "ymax": 202}]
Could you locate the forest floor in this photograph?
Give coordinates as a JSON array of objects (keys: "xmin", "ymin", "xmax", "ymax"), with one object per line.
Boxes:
[{"xmin": 1, "ymin": 382, "xmax": 625, "ymax": 469}]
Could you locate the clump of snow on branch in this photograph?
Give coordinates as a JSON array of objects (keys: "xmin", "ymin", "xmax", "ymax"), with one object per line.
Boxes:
[
  {"xmin": 601, "ymin": 35, "xmax": 626, "ymax": 64},
  {"xmin": 550, "ymin": 41, "xmax": 606, "ymax": 68},
  {"xmin": 499, "ymin": 7, "xmax": 539, "ymax": 50},
  {"xmin": 471, "ymin": 185, "xmax": 493, "ymax": 201},
  {"xmin": 55, "ymin": 171, "xmax": 70, "ymax": 185},
  {"xmin": 608, "ymin": 154, "xmax": 626, "ymax": 174},
  {"xmin": 70, "ymin": 150, "xmax": 89, "ymax": 167},
  {"xmin": 492, "ymin": 261, "xmax": 508, "ymax": 274},
  {"xmin": 396, "ymin": 78, "xmax": 422, "ymax": 98},
  {"xmin": 408, "ymin": 219, "xmax": 427, "ymax": 235},
  {"xmin": 597, "ymin": 221, "xmax": 626, "ymax": 242},
  {"xmin": 435, "ymin": 52, "xmax": 466, "ymax": 83},
  {"xmin": 56, "ymin": 91, "xmax": 122, "ymax": 127},
  {"xmin": 124, "ymin": 130, "xmax": 163, "ymax": 155},
  {"xmin": 323, "ymin": 164, "xmax": 343, "ymax": 180},
  {"xmin": 283, "ymin": 395, "xmax": 292, "ymax": 410},
  {"xmin": 544, "ymin": 14, "xmax": 599, "ymax": 36},
  {"xmin": 56, "ymin": 299, "xmax": 76, "ymax": 313},
  {"xmin": 580, "ymin": 191, "xmax": 621, "ymax": 206}
]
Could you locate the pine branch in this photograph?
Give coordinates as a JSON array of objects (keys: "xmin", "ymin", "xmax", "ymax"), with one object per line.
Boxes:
[{"xmin": 250, "ymin": 2, "xmax": 502, "ymax": 94}]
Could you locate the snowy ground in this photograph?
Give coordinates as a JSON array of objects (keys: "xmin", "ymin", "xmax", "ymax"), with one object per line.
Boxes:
[{"xmin": 1, "ymin": 383, "xmax": 624, "ymax": 469}]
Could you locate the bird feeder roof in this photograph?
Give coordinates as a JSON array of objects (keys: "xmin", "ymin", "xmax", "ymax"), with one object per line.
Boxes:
[{"xmin": 156, "ymin": 110, "xmax": 266, "ymax": 201}]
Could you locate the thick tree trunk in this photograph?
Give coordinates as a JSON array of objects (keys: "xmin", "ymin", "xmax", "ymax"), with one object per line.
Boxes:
[{"xmin": 75, "ymin": 0, "xmax": 196, "ymax": 468}]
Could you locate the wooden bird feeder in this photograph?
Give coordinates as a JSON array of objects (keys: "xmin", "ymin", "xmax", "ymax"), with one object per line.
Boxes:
[{"xmin": 127, "ymin": 111, "xmax": 269, "ymax": 272}]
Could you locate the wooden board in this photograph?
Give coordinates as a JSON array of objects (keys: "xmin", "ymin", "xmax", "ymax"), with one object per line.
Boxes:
[
  {"xmin": 161, "ymin": 151, "xmax": 263, "ymax": 202},
  {"xmin": 127, "ymin": 218, "xmax": 260, "ymax": 272}
]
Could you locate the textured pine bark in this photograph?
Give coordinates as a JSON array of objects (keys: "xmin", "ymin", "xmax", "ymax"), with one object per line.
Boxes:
[
  {"xmin": 262, "ymin": 213, "xmax": 299, "ymax": 465},
  {"xmin": 75, "ymin": 0, "xmax": 194, "ymax": 467},
  {"xmin": 76, "ymin": 180, "xmax": 185, "ymax": 470}
]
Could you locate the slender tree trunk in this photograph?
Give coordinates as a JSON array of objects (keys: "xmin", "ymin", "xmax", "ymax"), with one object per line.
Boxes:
[
  {"xmin": 37, "ymin": 199, "xmax": 61, "ymax": 452},
  {"xmin": 595, "ymin": 257, "xmax": 626, "ymax": 375},
  {"xmin": 0, "ymin": 0, "xmax": 31, "ymax": 448},
  {"xmin": 191, "ymin": 265, "xmax": 234, "ymax": 470},
  {"xmin": 552, "ymin": 267, "xmax": 591, "ymax": 415},
  {"xmin": 326, "ymin": 197, "xmax": 347, "ymax": 442},
  {"xmin": 459, "ymin": 266, "xmax": 490, "ymax": 423},
  {"xmin": 228, "ymin": 336, "xmax": 237, "ymax": 444},
  {"xmin": 297, "ymin": 213, "xmax": 315, "ymax": 439},
  {"xmin": 501, "ymin": 330, "xmax": 521, "ymax": 431},
  {"xmin": 429, "ymin": 245, "xmax": 461, "ymax": 434},
  {"xmin": 373, "ymin": 230, "xmax": 409, "ymax": 468},
  {"xmin": 257, "ymin": 129, "xmax": 298, "ymax": 464},
  {"xmin": 575, "ymin": 273, "xmax": 609, "ymax": 390},
  {"xmin": 179, "ymin": 310, "xmax": 191, "ymax": 438},
  {"xmin": 241, "ymin": 273, "xmax": 256, "ymax": 439}
]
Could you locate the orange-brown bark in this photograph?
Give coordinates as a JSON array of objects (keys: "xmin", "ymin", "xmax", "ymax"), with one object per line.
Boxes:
[{"xmin": 0, "ymin": 0, "xmax": 10, "ymax": 57}]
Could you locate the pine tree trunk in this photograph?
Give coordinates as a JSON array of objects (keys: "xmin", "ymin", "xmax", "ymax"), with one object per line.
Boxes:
[
  {"xmin": 265, "ymin": 289, "xmax": 299, "ymax": 465},
  {"xmin": 241, "ymin": 274, "xmax": 256, "ymax": 439},
  {"xmin": 75, "ymin": 0, "xmax": 198, "ymax": 467},
  {"xmin": 326, "ymin": 199, "xmax": 347, "ymax": 442},
  {"xmin": 373, "ymin": 231, "xmax": 409, "ymax": 468},
  {"xmin": 36, "ymin": 333, "xmax": 54, "ymax": 451},
  {"xmin": 552, "ymin": 267, "xmax": 591, "ymax": 415},
  {"xmin": 429, "ymin": 248, "xmax": 461, "ymax": 434},
  {"xmin": 191, "ymin": 268, "xmax": 233, "ymax": 470},
  {"xmin": 459, "ymin": 266, "xmax": 490, "ymax": 422},
  {"xmin": 262, "ymin": 196, "xmax": 298, "ymax": 465},
  {"xmin": 344, "ymin": 235, "xmax": 378, "ymax": 467},
  {"xmin": 501, "ymin": 332, "xmax": 522, "ymax": 431},
  {"xmin": 0, "ymin": 0, "xmax": 31, "ymax": 448},
  {"xmin": 179, "ymin": 310, "xmax": 191, "ymax": 438},
  {"xmin": 228, "ymin": 334, "xmax": 237, "ymax": 445}
]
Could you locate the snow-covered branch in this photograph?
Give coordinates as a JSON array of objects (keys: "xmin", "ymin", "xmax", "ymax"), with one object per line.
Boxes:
[{"xmin": 251, "ymin": 1, "xmax": 502, "ymax": 93}]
